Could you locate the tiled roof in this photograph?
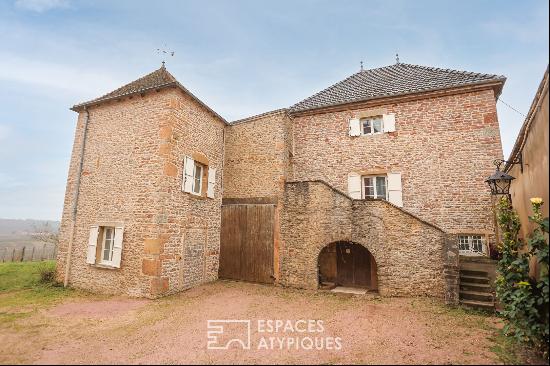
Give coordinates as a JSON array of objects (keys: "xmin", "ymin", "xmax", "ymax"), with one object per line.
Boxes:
[
  {"xmin": 290, "ymin": 63, "xmax": 506, "ymax": 113},
  {"xmin": 73, "ymin": 65, "xmax": 177, "ymax": 109},
  {"xmin": 72, "ymin": 65, "xmax": 228, "ymax": 123},
  {"xmin": 230, "ymin": 108, "xmax": 288, "ymax": 125}
]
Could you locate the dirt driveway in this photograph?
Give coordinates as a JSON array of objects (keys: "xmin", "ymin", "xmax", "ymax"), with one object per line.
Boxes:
[{"xmin": 1, "ymin": 281, "xmax": 505, "ymax": 364}]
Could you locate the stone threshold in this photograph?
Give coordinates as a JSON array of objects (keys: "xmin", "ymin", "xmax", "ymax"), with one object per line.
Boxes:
[{"xmin": 330, "ymin": 287, "xmax": 368, "ymax": 295}]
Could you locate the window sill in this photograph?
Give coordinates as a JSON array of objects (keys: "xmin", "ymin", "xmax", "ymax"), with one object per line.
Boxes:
[
  {"xmin": 458, "ymin": 252, "xmax": 487, "ymax": 257},
  {"xmin": 90, "ymin": 263, "xmax": 119, "ymax": 270},
  {"xmin": 185, "ymin": 191, "xmax": 215, "ymax": 200},
  {"xmin": 187, "ymin": 192, "xmax": 207, "ymax": 200},
  {"xmin": 360, "ymin": 132, "xmax": 384, "ymax": 137}
]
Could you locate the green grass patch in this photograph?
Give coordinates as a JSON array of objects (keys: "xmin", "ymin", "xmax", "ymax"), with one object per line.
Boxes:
[{"xmin": 0, "ymin": 261, "xmax": 79, "ymax": 325}]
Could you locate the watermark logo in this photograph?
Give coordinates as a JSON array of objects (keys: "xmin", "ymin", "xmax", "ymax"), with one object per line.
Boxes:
[
  {"xmin": 207, "ymin": 320, "xmax": 251, "ymax": 350},
  {"xmin": 207, "ymin": 319, "xmax": 342, "ymax": 351}
]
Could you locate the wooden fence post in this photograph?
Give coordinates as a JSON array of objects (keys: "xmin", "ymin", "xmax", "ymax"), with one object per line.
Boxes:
[
  {"xmin": 12, "ymin": 248, "xmax": 15, "ymax": 262},
  {"xmin": 31, "ymin": 246, "xmax": 35, "ymax": 261},
  {"xmin": 21, "ymin": 246, "xmax": 26, "ymax": 262}
]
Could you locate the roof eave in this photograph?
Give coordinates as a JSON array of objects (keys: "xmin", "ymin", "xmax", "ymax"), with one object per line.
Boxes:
[
  {"xmin": 71, "ymin": 81, "xmax": 229, "ymax": 125},
  {"xmin": 289, "ymin": 78, "xmax": 506, "ymax": 116},
  {"xmin": 504, "ymin": 67, "xmax": 548, "ymax": 172},
  {"xmin": 70, "ymin": 82, "xmax": 179, "ymax": 112},
  {"xmin": 230, "ymin": 108, "xmax": 289, "ymax": 125}
]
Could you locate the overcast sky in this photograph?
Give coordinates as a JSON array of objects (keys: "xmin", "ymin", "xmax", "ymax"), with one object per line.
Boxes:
[{"xmin": 0, "ymin": 0, "xmax": 548, "ymax": 220}]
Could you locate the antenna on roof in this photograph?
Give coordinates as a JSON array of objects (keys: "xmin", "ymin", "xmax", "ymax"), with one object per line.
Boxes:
[
  {"xmin": 360, "ymin": 60, "xmax": 364, "ymax": 71},
  {"xmin": 155, "ymin": 44, "xmax": 175, "ymax": 67},
  {"xmin": 395, "ymin": 53, "xmax": 400, "ymax": 64}
]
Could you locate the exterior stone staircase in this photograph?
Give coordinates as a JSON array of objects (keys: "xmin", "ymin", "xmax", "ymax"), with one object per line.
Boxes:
[{"xmin": 459, "ymin": 268, "xmax": 495, "ymax": 310}]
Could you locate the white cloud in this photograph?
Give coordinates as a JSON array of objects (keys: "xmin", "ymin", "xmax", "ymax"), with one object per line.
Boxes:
[
  {"xmin": 0, "ymin": 54, "xmax": 123, "ymax": 101},
  {"xmin": 14, "ymin": 0, "xmax": 69, "ymax": 12}
]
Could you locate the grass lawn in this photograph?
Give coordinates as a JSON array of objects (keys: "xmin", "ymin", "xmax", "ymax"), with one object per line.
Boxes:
[
  {"xmin": 0, "ymin": 261, "xmax": 542, "ymax": 365},
  {"xmin": 0, "ymin": 261, "xmax": 82, "ymax": 324}
]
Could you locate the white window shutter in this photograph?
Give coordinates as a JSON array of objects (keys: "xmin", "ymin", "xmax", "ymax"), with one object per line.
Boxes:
[
  {"xmin": 111, "ymin": 226, "xmax": 124, "ymax": 268},
  {"xmin": 387, "ymin": 173, "xmax": 403, "ymax": 207},
  {"xmin": 348, "ymin": 118, "xmax": 361, "ymax": 136},
  {"xmin": 383, "ymin": 113, "xmax": 396, "ymax": 133},
  {"xmin": 207, "ymin": 167, "xmax": 216, "ymax": 198},
  {"xmin": 347, "ymin": 172, "xmax": 362, "ymax": 199},
  {"xmin": 86, "ymin": 226, "xmax": 99, "ymax": 264},
  {"xmin": 183, "ymin": 156, "xmax": 195, "ymax": 193}
]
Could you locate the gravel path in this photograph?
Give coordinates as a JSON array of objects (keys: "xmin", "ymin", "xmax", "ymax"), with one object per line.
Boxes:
[{"xmin": 1, "ymin": 281, "xmax": 504, "ymax": 364}]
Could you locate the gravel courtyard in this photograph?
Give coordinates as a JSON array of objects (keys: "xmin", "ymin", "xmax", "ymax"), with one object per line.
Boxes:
[{"xmin": 1, "ymin": 280, "xmax": 509, "ymax": 364}]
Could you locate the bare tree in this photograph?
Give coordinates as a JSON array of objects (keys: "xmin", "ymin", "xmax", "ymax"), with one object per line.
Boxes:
[
  {"xmin": 32, "ymin": 222, "xmax": 59, "ymax": 245},
  {"xmin": 31, "ymin": 222, "xmax": 59, "ymax": 259}
]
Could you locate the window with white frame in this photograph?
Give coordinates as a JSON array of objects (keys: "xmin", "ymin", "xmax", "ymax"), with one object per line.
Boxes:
[
  {"xmin": 363, "ymin": 175, "xmax": 387, "ymax": 199},
  {"xmin": 458, "ymin": 235, "xmax": 486, "ymax": 256},
  {"xmin": 182, "ymin": 156, "xmax": 216, "ymax": 199},
  {"xmin": 86, "ymin": 225, "xmax": 124, "ymax": 268},
  {"xmin": 101, "ymin": 227, "xmax": 115, "ymax": 265},
  {"xmin": 192, "ymin": 162, "xmax": 204, "ymax": 195},
  {"xmin": 361, "ymin": 116, "xmax": 383, "ymax": 135}
]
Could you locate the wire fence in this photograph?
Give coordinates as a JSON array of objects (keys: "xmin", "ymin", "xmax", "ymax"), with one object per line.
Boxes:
[{"xmin": 0, "ymin": 244, "xmax": 57, "ymax": 263}]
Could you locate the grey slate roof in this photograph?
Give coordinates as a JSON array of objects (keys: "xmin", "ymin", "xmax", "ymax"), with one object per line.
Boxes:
[{"xmin": 290, "ymin": 63, "xmax": 506, "ymax": 113}]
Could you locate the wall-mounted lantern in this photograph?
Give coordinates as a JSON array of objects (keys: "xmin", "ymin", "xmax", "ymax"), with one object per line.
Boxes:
[{"xmin": 485, "ymin": 157, "xmax": 523, "ymax": 198}]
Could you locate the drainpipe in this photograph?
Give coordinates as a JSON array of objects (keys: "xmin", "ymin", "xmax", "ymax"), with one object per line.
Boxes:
[
  {"xmin": 221, "ymin": 126, "xmax": 226, "ymax": 196},
  {"xmin": 63, "ymin": 107, "xmax": 90, "ymax": 287}
]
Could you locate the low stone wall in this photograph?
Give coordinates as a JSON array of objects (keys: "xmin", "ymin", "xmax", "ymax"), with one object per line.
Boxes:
[{"xmin": 279, "ymin": 180, "xmax": 459, "ymax": 303}]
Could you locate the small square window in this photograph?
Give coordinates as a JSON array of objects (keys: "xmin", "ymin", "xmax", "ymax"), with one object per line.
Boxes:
[
  {"xmin": 363, "ymin": 175, "xmax": 387, "ymax": 199},
  {"xmin": 361, "ymin": 116, "xmax": 383, "ymax": 135},
  {"xmin": 458, "ymin": 235, "xmax": 486, "ymax": 256}
]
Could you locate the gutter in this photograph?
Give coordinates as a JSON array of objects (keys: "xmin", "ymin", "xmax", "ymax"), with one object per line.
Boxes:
[
  {"xmin": 63, "ymin": 108, "xmax": 90, "ymax": 287},
  {"xmin": 289, "ymin": 79, "xmax": 506, "ymax": 117}
]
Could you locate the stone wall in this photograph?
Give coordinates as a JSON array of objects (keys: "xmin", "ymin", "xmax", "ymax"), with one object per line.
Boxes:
[
  {"xmin": 280, "ymin": 180, "xmax": 458, "ymax": 301},
  {"xmin": 155, "ymin": 89, "xmax": 226, "ymax": 296},
  {"xmin": 279, "ymin": 181, "xmax": 353, "ymax": 289},
  {"xmin": 57, "ymin": 87, "xmax": 225, "ymax": 298},
  {"xmin": 57, "ymin": 90, "xmax": 171, "ymax": 297},
  {"xmin": 223, "ymin": 110, "xmax": 292, "ymax": 200},
  {"xmin": 290, "ymin": 88, "xmax": 503, "ymax": 246},
  {"xmin": 222, "ymin": 110, "xmax": 293, "ymax": 280}
]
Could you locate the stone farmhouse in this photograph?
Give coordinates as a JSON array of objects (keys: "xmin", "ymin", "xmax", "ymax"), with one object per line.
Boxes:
[{"xmin": 56, "ymin": 61, "xmax": 506, "ymax": 305}]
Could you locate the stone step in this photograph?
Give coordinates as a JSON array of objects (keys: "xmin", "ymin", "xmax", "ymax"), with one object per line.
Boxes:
[
  {"xmin": 460, "ymin": 269, "xmax": 489, "ymax": 277},
  {"xmin": 460, "ymin": 290, "xmax": 494, "ymax": 302},
  {"xmin": 460, "ymin": 275, "xmax": 490, "ymax": 284},
  {"xmin": 319, "ymin": 282, "xmax": 336, "ymax": 290},
  {"xmin": 460, "ymin": 282, "xmax": 492, "ymax": 292},
  {"xmin": 460, "ymin": 299, "xmax": 495, "ymax": 311}
]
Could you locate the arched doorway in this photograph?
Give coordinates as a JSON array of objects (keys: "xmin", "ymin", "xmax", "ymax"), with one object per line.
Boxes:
[{"xmin": 318, "ymin": 241, "xmax": 378, "ymax": 291}]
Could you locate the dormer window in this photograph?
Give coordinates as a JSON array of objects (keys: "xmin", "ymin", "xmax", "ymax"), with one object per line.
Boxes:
[{"xmin": 361, "ymin": 116, "xmax": 383, "ymax": 135}]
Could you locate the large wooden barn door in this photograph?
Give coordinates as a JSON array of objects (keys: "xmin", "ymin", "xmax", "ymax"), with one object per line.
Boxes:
[{"xmin": 219, "ymin": 204, "xmax": 275, "ymax": 284}]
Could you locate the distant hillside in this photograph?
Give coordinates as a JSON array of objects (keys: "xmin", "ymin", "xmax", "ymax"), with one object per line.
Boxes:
[
  {"xmin": 0, "ymin": 218, "xmax": 59, "ymax": 236},
  {"xmin": 0, "ymin": 219, "xmax": 60, "ymax": 260}
]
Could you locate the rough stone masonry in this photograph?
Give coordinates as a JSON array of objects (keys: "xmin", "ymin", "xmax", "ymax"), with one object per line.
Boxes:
[{"xmin": 57, "ymin": 63, "xmax": 504, "ymax": 302}]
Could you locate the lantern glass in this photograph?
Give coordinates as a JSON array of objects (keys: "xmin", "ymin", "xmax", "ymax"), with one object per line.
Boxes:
[{"xmin": 485, "ymin": 170, "xmax": 515, "ymax": 196}]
